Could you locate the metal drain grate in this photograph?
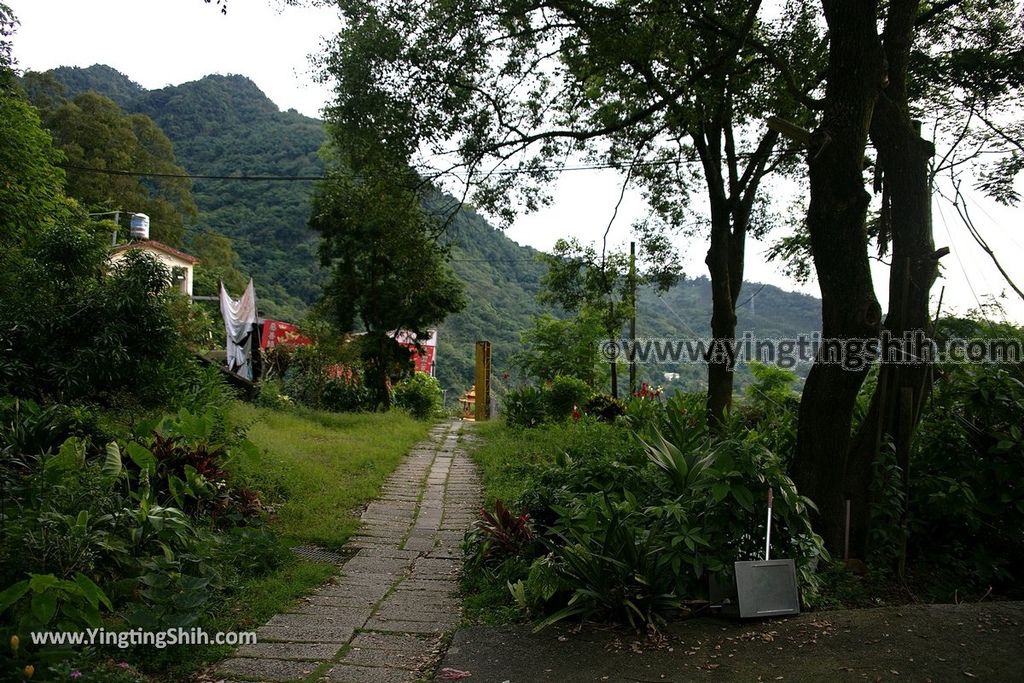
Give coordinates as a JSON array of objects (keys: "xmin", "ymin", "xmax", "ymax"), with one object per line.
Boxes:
[{"xmin": 290, "ymin": 545, "xmax": 352, "ymax": 564}]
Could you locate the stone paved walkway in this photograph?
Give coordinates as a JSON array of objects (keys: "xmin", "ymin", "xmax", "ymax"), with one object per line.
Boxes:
[{"xmin": 215, "ymin": 421, "xmax": 481, "ymax": 683}]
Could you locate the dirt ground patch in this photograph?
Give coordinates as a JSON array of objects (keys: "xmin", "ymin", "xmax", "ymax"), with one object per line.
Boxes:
[{"xmin": 439, "ymin": 601, "xmax": 1023, "ymax": 681}]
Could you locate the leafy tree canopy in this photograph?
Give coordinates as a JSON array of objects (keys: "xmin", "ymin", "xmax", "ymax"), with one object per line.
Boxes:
[
  {"xmin": 0, "ymin": 93, "xmax": 70, "ymax": 249},
  {"xmin": 514, "ymin": 311, "xmax": 606, "ymax": 388},
  {"xmin": 321, "ymin": 0, "xmax": 818, "ymax": 225},
  {"xmin": 0, "ymin": 1, "xmax": 15, "ymax": 79},
  {"xmin": 189, "ymin": 229, "xmax": 249, "ymax": 297},
  {"xmin": 31, "ymin": 90, "xmax": 197, "ymax": 246},
  {"xmin": 311, "ymin": 158, "xmax": 467, "ymax": 406}
]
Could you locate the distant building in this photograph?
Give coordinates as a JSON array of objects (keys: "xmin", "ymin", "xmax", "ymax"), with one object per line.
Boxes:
[{"xmin": 109, "ymin": 240, "xmax": 200, "ymax": 297}]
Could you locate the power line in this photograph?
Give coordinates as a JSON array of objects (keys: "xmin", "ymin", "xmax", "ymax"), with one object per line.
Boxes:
[
  {"xmin": 655, "ymin": 293, "xmax": 704, "ymax": 340},
  {"xmin": 935, "ymin": 196, "xmax": 984, "ymax": 311},
  {"xmin": 737, "ymin": 282, "xmax": 768, "ymax": 311},
  {"xmin": 60, "ymin": 165, "xmax": 325, "ymax": 182},
  {"xmin": 448, "ymin": 256, "xmax": 541, "ymax": 263},
  {"xmin": 964, "ymin": 191, "xmax": 1024, "ymax": 252},
  {"xmin": 58, "ymin": 161, "xmax": 679, "ymax": 182},
  {"xmin": 59, "ymin": 149, "xmax": 796, "ymax": 184}
]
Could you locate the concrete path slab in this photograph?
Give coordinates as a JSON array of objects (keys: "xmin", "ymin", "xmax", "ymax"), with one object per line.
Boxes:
[{"xmin": 213, "ymin": 420, "xmax": 481, "ymax": 682}]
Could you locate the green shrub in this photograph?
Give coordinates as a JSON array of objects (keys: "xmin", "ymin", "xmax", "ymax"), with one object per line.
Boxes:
[
  {"xmin": 280, "ymin": 368, "xmax": 312, "ymax": 408},
  {"xmin": 520, "ymin": 433, "xmax": 824, "ymax": 627},
  {"xmin": 644, "ymin": 432, "xmax": 825, "ymax": 595},
  {"xmin": 0, "ymin": 232, "xmax": 187, "ymax": 405},
  {"xmin": 0, "ymin": 419, "xmax": 282, "ymax": 651},
  {"xmin": 256, "ymin": 380, "xmax": 292, "ymax": 410},
  {"xmin": 584, "ymin": 393, "xmax": 625, "ymax": 422},
  {"xmin": 516, "ymin": 429, "xmax": 649, "ymax": 529},
  {"xmin": 322, "ymin": 375, "xmax": 370, "ymax": 412},
  {"xmin": 625, "ymin": 390, "xmax": 706, "ymax": 443},
  {"xmin": 534, "ymin": 494, "xmax": 683, "ymax": 629},
  {"xmin": 392, "ymin": 373, "xmax": 443, "ymax": 419},
  {"xmin": 462, "ymin": 413, "xmax": 825, "ymax": 629},
  {"xmin": 281, "ymin": 345, "xmax": 370, "ymax": 413},
  {"xmin": 502, "ymin": 387, "xmax": 547, "ymax": 428},
  {"xmin": 544, "ymin": 375, "xmax": 592, "ymax": 420},
  {"xmin": 0, "ymin": 398, "xmax": 110, "ymax": 460},
  {"xmin": 124, "ymin": 409, "xmax": 263, "ymax": 524},
  {"xmin": 170, "ymin": 362, "xmax": 235, "ymax": 417},
  {"xmin": 0, "ymin": 572, "xmax": 113, "ymax": 637},
  {"xmin": 898, "ymin": 319, "xmax": 1024, "ymax": 591},
  {"xmin": 464, "ymin": 500, "xmax": 536, "ymax": 569},
  {"xmin": 739, "ymin": 362, "xmax": 800, "ymax": 458}
]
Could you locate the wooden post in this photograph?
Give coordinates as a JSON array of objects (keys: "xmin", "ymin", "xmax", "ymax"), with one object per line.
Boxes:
[
  {"xmin": 250, "ymin": 322, "xmax": 263, "ymax": 382},
  {"xmin": 474, "ymin": 341, "xmax": 491, "ymax": 421}
]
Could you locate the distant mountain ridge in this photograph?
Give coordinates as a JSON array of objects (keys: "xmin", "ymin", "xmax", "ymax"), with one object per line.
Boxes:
[
  {"xmin": 42, "ymin": 64, "xmax": 822, "ymax": 393},
  {"xmin": 48, "ymin": 65, "xmax": 144, "ymax": 109},
  {"xmin": 49, "ymin": 64, "xmax": 326, "ymax": 319}
]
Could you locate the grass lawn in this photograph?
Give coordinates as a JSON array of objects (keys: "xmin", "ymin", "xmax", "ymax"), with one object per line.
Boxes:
[
  {"xmin": 152, "ymin": 404, "xmax": 431, "ymax": 678},
  {"xmin": 462, "ymin": 418, "xmax": 636, "ymax": 624},
  {"xmin": 229, "ymin": 403, "xmax": 433, "ymax": 548},
  {"xmin": 148, "ymin": 558, "xmax": 337, "ymax": 680},
  {"xmin": 467, "ymin": 418, "xmax": 630, "ymax": 506}
]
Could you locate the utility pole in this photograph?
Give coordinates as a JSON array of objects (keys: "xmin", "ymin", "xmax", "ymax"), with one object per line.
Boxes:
[
  {"xmin": 629, "ymin": 240, "xmax": 637, "ymax": 394},
  {"xmin": 88, "ymin": 210, "xmax": 123, "ymax": 245}
]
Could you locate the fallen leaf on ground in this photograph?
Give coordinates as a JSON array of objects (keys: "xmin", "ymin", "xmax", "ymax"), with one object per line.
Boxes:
[{"xmin": 437, "ymin": 668, "xmax": 472, "ymax": 680}]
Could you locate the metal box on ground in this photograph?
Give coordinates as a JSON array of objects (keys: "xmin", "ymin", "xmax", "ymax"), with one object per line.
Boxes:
[{"xmin": 710, "ymin": 559, "xmax": 801, "ymax": 619}]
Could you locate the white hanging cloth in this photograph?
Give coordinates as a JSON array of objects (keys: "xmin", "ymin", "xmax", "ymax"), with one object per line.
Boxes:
[{"xmin": 219, "ymin": 279, "xmax": 258, "ymax": 380}]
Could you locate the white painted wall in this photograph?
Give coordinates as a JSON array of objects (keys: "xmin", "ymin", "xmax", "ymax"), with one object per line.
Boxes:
[{"xmin": 109, "ymin": 247, "xmax": 195, "ymax": 297}]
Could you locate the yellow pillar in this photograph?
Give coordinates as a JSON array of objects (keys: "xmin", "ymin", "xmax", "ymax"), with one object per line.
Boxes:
[{"xmin": 474, "ymin": 341, "xmax": 491, "ymax": 421}]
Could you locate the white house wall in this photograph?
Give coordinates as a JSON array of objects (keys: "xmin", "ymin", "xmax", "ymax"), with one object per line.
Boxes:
[{"xmin": 109, "ymin": 249, "xmax": 195, "ymax": 297}]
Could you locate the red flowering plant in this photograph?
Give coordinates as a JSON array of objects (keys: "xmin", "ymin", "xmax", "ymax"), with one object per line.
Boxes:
[
  {"xmin": 464, "ymin": 500, "xmax": 536, "ymax": 568},
  {"xmin": 633, "ymin": 382, "xmax": 664, "ymax": 400}
]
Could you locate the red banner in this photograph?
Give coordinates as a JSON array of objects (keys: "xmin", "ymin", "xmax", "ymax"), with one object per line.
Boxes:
[
  {"xmin": 402, "ymin": 343, "xmax": 436, "ymax": 374},
  {"xmin": 260, "ymin": 320, "xmax": 313, "ymax": 350}
]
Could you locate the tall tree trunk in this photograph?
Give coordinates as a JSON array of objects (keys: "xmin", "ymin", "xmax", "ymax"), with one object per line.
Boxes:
[
  {"xmin": 844, "ymin": 122, "xmax": 935, "ymax": 558},
  {"xmin": 844, "ymin": 0, "xmax": 938, "ymax": 559},
  {"xmin": 791, "ymin": 0, "xmax": 885, "ymax": 554},
  {"xmin": 705, "ymin": 206, "xmax": 738, "ymax": 426},
  {"xmin": 700, "ymin": 124, "xmax": 777, "ymax": 428},
  {"xmin": 362, "ymin": 330, "xmax": 394, "ymax": 410}
]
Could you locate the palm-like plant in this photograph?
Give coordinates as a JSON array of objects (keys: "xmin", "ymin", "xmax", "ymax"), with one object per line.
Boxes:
[{"xmin": 536, "ymin": 496, "xmax": 681, "ymax": 631}]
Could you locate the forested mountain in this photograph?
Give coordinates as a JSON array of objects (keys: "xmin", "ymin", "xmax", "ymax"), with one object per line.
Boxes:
[
  {"xmin": 41, "ymin": 64, "xmax": 821, "ymax": 395},
  {"xmin": 46, "ymin": 65, "xmax": 326, "ymax": 319},
  {"xmin": 433, "ymin": 197, "xmax": 549, "ymax": 393},
  {"xmin": 634, "ymin": 276, "xmax": 821, "ymax": 392},
  {"xmin": 48, "ymin": 64, "xmax": 144, "ymax": 109},
  {"xmin": 133, "ymin": 75, "xmax": 327, "ymax": 318}
]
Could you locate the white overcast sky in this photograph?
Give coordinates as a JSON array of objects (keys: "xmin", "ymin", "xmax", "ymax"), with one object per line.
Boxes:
[{"xmin": 9, "ymin": 0, "xmax": 1024, "ymax": 323}]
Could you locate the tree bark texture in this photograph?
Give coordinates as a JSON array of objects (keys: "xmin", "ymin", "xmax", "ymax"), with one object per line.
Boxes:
[
  {"xmin": 705, "ymin": 202, "xmax": 740, "ymax": 426},
  {"xmin": 701, "ymin": 124, "xmax": 777, "ymax": 427},
  {"xmin": 845, "ymin": 0, "xmax": 938, "ymax": 559},
  {"xmin": 792, "ymin": 0, "xmax": 886, "ymax": 554}
]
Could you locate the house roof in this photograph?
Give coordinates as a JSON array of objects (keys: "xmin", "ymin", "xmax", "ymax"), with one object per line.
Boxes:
[{"xmin": 111, "ymin": 240, "xmax": 200, "ymax": 265}]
